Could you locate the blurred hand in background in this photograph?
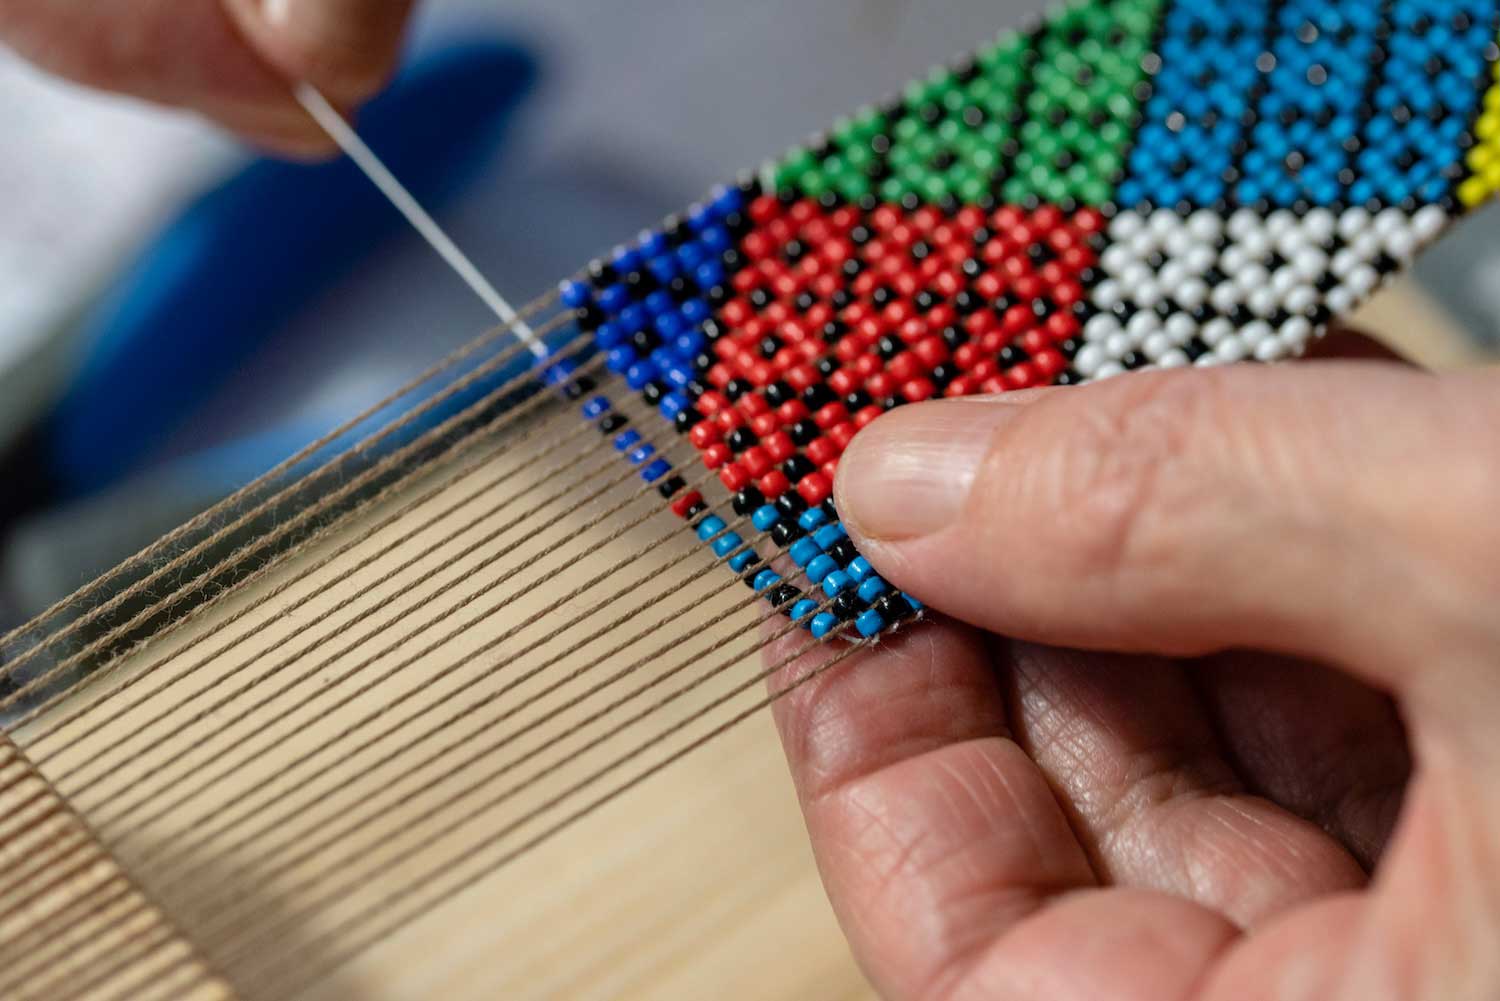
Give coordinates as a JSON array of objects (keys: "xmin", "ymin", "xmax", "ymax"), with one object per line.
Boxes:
[{"xmin": 0, "ymin": 0, "xmax": 418, "ymax": 154}]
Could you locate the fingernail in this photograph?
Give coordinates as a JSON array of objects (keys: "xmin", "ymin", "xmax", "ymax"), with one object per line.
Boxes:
[{"xmin": 834, "ymin": 398, "xmax": 1023, "ymax": 541}]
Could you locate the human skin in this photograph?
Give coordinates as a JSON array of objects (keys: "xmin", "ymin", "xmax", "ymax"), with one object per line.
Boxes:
[
  {"xmin": 767, "ymin": 334, "xmax": 1500, "ymax": 1001},
  {"xmin": 0, "ymin": 0, "xmax": 414, "ymax": 154}
]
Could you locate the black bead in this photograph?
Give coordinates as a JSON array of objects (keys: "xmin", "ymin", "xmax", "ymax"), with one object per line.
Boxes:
[
  {"xmin": 844, "ymin": 390, "xmax": 874, "ymax": 411},
  {"xmin": 673, "ymin": 407, "xmax": 703, "ymax": 433},
  {"xmin": 875, "ymin": 335, "xmax": 902, "ymax": 359},
  {"xmin": 929, "ymin": 363, "xmax": 956, "ymax": 387},
  {"xmin": 767, "ymin": 584, "xmax": 802, "ymax": 609},
  {"xmin": 770, "ymin": 522, "xmax": 802, "ymax": 547},
  {"xmin": 759, "ymin": 334, "xmax": 784, "ymax": 359},
  {"xmin": 726, "ymin": 427, "xmax": 759, "ymax": 453},
  {"xmin": 782, "ymin": 455, "xmax": 816, "ymax": 482},
  {"xmin": 832, "ymin": 593, "xmax": 862, "ymax": 621},
  {"xmin": 788, "ymin": 420, "xmax": 819, "ymax": 446},
  {"xmin": 684, "ymin": 499, "xmax": 708, "ymax": 519},
  {"xmin": 873, "ymin": 593, "xmax": 915, "ymax": 621},
  {"xmin": 827, "ymin": 538, "xmax": 859, "ymax": 566},
  {"xmin": 815, "ymin": 356, "xmax": 838, "ymax": 378},
  {"xmin": 657, "ymin": 476, "xmax": 687, "ymax": 499},
  {"xmin": 732, "ymin": 486, "xmax": 766, "ymax": 516},
  {"xmin": 597, "ymin": 413, "xmax": 628, "ymax": 434},
  {"xmin": 764, "ymin": 380, "xmax": 795, "ymax": 407},
  {"xmin": 775, "ymin": 492, "xmax": 808, "ymax": 518},
  {"xmin": 724, "ymin": 378, "xmax": 752, "ymax": 401},
  {"xmin": 684, "ymin": 379, "xmax": 708, "ymax": 400},
  {"xmin": 801, "ymin": 383, "xmax": 836, "ymax": 410},
  {"xmin": 641, "ymin": 381, "xmax": 665, "ymax": 405},
  {"xmin": 740, "ymin": 558, "xmax": 767, "ymax": 589},
  {"xmin": 631, "ymin": 329, "xmax": 660, "ymax": 353},
  {"xmin": 561, "ymin": 375, "xmax": 596, "ymax": 400}
]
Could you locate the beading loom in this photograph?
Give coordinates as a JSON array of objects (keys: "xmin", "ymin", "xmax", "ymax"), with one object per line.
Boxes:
[{"xmin": 1, "ymin": 2, "xmax": 1497, "ymax": 998}]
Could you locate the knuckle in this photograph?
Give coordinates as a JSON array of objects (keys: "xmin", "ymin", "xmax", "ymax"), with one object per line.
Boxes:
[{"xmin": 1035, "ymin": 371, "xmax": 1236, "ymax": 584}]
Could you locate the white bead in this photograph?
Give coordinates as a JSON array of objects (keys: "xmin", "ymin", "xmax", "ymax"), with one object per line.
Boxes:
[
  {"xmin": 1165, "ymin": 312, "xmax": 1197, "ymax": 343},
  {"xmin": 1210, "ymin": 281, "xmax": 1243, "ymax": 314},
  {"xmin": 1338, "ymin": 206, "xmax": 1372, "ymax": 241},
  {"xmin": 1142, "ymin": 331, "xmax": 1174, "ymax": 361},
  {"xmin": 1105, "ymin": 332, "xmax": 1134, "ymax": 358},
  {"xmin": 1411, "ymin": 205, "xmax": 1448, "ymax": 244},
  {"xmin": 1351, "ymin": 231, "xmax": 1382, "ymax": 261},
  {"xmin": 1201, "ymin": 317, "xmax": 1234, "ymax": 346},
  {"xmin": 1302, "ymin": 208, "xmax": 1337, "ymax": 246},
  {"xmin": 1120, "ymin": 262, "xmax": 1155, "ymax": 293},
  {"xmin": 1238, "ymin": 229, "xmax": 1272, "ymax": 262},
  {"xmin": 1292, "ymin": 247, "xmax": 1329, "ymax": 282},
  {"xmin": 1074, "ymin": 343, "xmax": 1106, "ymax": 377},
  {"xmin": 1158, "ymin": 260, "xmax": 1188, "ymax": 291},
  {"xmin": 1101, "ymin": 244, "xmax": 1135, "ymax": 275},
  {"xmin": 1271, "ymin": 266, "xmax": 1301, "ymax": 298},
  {"xmin": 1326, "ymin": 286, "xmax": 1356, "ymax": 315},
  {"xmin": 1331, "ymin": 248, "xmax": 1362, "ymax": 277},
  {"xmin": 1158, "ymin": 349, "xmax": 1190, "ymax": 368},
  {"xmin": 1094, "ymin": 361, "xmax": 1127, "ymax": 380},
  {"xmin": 1134, "ymin": 280, "xmax": 1165, "ymax": 310},
  {"xmin": 1085, "ymin": 313, "xmax": 1120, "ymax": 341},
  {"xmin": 1130, "ymin": 230, "xmax": 1159, "ymax": 259},
  {"xmin": 1174, "ymin": 278, "xmax": 1209, "ymax": 311},
  {"xmin": 1279, "ymin": 315, "xmax": 1313, "ymax": 347},
  {"xmin": 1374, "ymin": 208, "xmax": 1408, "ymax": 239},
  {"xmin": 1126, "ymin": 311, "xmax": 1158, "ymax": 338},
  {"xmin": 1092, "ymin": 280, "xmax": 1124, "ymax": 311},
  {"xmin": 1275, "ymin": 225, "xmax": 1310, "ymax": 260},
  {"xmin": 1254, "ymin": 336, "xmax": 1288, "ymax": 362},
  {"xmin": 1109, "ymin": 211, "xmax": 1146, "ymax": 242},
  {"xmin": 1184, "ymin": 244, "xmax": 1218, "ymax": 274},
  {"xmin": 1247, "ymin": 287, "xmax": 1280, "ymax": 317},
  {"xmin": 1283, "ymin": 285, "xmax": 1319, "ymax": 316},
  {"xmin": 1346, "ymin": 265, "xmax": 1379, "ymax": 298},
  {"xmin": 1187, "ymin": 210, "xmax": 1223, "ymax": 243},
  {"xmin": 1266, "ymin": 210, "xmax": 1297, "ymax": 239},
  {"xmin": 1384, "ymin": 228, "xmax": 1417, "ymax": 262},
  {"xmin": 1215, "ymin": 336, "xmax": 1249, "ymax": 363},
  {"xmin": 1227, "ymin": 209, "xmax": 1261, "ymax": 240},
  {"xmin": 1240, "ymin": 320, "xmax": 1273, "ymax": 348},
  {"xmin": 1235, "ymin": 263, "xmax": 1270, "ymax": 291},
  {"xmin": 1149, "ymin": 209, "xmax": 1180, "ymax": 239}
]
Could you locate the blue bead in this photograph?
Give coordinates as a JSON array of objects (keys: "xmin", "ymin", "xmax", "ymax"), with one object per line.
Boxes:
[
  {"xmin": 598, "ymin": 284, "xmax": 629, "ymax": 313},
  {"xmin": 648, "ymin": 257, "xmax": 679, "ymax": 284},
  {"xmin": 542, "ymin": 358, "xmax": 577, "ymax": 385},
  {"xmin": 753, "ymin": 569, "xmax": 781, "ymax": 592},
  {"xmin": 806, "ymin": 555, "xmax": 838, "ymax": 584},
  {"xmin": 728, "ymin": 549, "xmax": 758, "ymax": 572},
  {"xmin": 789, "ymin": 538, "xmax": 822, "ymax": 568},
  {"xmin": 581, "ymin": 396, "xmax": 611, "ymax": 419},
  {"xmin": 619, "ymin": 304, "xmax": 648, "ymax": 334},
  {"xmin": 790, "ymin": 599, "xmax": 819, "ymax": 622},
  {"xmin": 605, "ymin": 346, "xmax": 636, "ymax": 374},
  {"xmin": 822, "ymin": 572, "xmax": 853, "ymax": 598},
  {"xmin": 664, "ymin": 365, "xmax": 694, "ymax": 390},
  {"xmin": 638, "ymin": 230, "xmax": 669, "ymax": 257},
  {"xmin": 595, "ymin": 321, "xmax": 626, "ymax": 348},
  {"xmin": 676, "ymin": 242, "xmax": 707, "ymax": 268},
  {"xmin": 700, "ymin": 226, "xmax": 731, "ymax": 252},
  {"xmin": 559, "ymin": 280, "xmax": 592, "ymax": 309},
  {"xmin": 809, "ymin": 613, "xmax": 838, "ymax": 639},
  {"xmin": 680, "ymin": 300, "xmax": 710, "ymax": 325},
  {"xmin": 655, "ymin": 313, "xmax": 687, "ymax": 339},
  {"xmin": 696, "ymin": 516, "xmax": 727, "ymax": 541},
  {"xmin": 855, "ymin": 609, "xmax": 885, "ymax": 638},
  {"xmin": 641, "ymin": 459, "xmax": 672, "ymax": 483},
  {"xmin": 613, "ymin": 429, "xmax": 641, "ymax": 451},
  {"xmin": 611, "ymin": 245, "xmax": 643, "ymax": 273},
  {"xmin": 709, "ymin": 184, "xmax": 743, "ymax": 217},
  {"xmin": 901, "ymin": 593, "xmax": 924, "ymax": 612},
  {"xmin": 645, "ymin": 291, "xmax": 675, "ymax": 316},
  {"xmin": 752, "ymin": 505, "xmax": 781, "ymax": 532},
  {"xmin": 628, "ymin": 444, "xmax": 656, "ymax": 465},
  {"xmin": 694, "ymin": 261, "xmax": 725, "ymax": 289},
  {"xmin": 624, "ymin": 362, "xmax": 657, "ymax": 390},
  {"xmin": 659, "ymin": 393, "xmax": 687, "ymax": 419},
  {"xmin": 712, "ymin": 532, "xmax": 743, "ymax": 558},
  {"xmin": 847, "ymin": 556, "xmax": 874, "ymax": 582},
  {"xmin": 812, "ymin": 524, "xmax": 846, "ymax": 550},
  {"xmin": 856, "ymin": 576, "xmax": 889, "ymax": 603},
  {"xmin": 797, "ymin": 508, "xmax": 828, "ymax": 532}
]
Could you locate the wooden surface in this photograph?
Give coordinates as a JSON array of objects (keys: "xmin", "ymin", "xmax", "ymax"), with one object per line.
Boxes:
[{"xmin": 3, "ymin": 276, "xmax": 1487, "ymax": 1001}]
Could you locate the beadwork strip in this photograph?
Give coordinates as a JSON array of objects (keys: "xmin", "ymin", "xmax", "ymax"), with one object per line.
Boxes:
[{"xmin": 550, "ymin": 0, "xmax": 1500, "ymax": 640}]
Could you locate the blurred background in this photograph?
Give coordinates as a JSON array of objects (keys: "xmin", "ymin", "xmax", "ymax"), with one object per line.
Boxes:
[{"xmin": 3, "ymin": 0, "xmax": 1498, "ymax": 634}]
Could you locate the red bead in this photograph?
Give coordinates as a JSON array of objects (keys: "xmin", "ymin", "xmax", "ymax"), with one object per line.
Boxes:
[
  {"xmin": 785, "ymin": 364, "xmax": 819, "ymax": 390},
  {"xmin": 1003, "ymin": 363, "xmax": 1040, "ymax": 390},
  {"xmin": 708, "ymin": 363, "xmax": 734, "ymax": 388},
  {"xmin": 758, "ymin": 470, "xmax": 790, "ymax": 498},
  {"xmin": 886, "ymin": 352, "xmax": 920, "ymax": 383},
  {"xmin": 865, "ymin": 372, "xmax": 896, "ymax": 399},
  {"xmin": 806, "ymin": 436, "xmax": 840, "ymax": 466},
  {"xmin": 750, "ymin": 412, "xmax": 780, "ymax": 437},
  {"xmin": 696, "ymin": 390, "xmax": 729, "ymax": 415},
  {"xmin": 713, "ymin": 408, "xmax": 744, "ymax": 432},
  {"xmin": 827, "ymin": 421, "xmax": 858, "ymax": 450},
  {"xmin": 748, "ymin": 196, "xmax": 780, "ymax": 224},
  {"xmin": 901, "ymin": 377, "xmax": 936, "ymax": 402},
  {"xmin": 719, "ymin": 463, "xmax": 751, "ymax": 492},
  {"xmin": 829, "ymin": 368, "xmax": 860, "ymax": 396},
  {"xmin": 670, "ymin": 490, "xmax": 704, "ymax": 518},
  {"xmin": 702, "ymin": 443, "xmax": 731, "ymax": 469},
  {"xmin": 813, "ymin": 402, "xmax": 848, "ymax": 430},
  {"xmin": 853, "ymin": 404, "xmax": 884, "ymax": 428},
  {"xmin": 689, "ymin": 423, "xmax": 722, "ymax": 449},
  {"xmin": 912, "ymin": 336, "xmax": 949, "ymax": 368},
  {"xmin": 763, "ymin": 431, "xmax": 795, "ymax": 463},
  {"xmin": 796, "ymin": 472, "xmax": 832, "ymax": 505},
  {"xmin": 777, "ymin": 400, "xmax": 809, "ymax": 424},
  {"xmin": 740, "ymin": 446, "xmax": 773, "ymax": 477}
]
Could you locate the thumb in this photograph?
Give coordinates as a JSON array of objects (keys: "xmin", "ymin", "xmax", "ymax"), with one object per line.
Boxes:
[
  {"xmin": 225, "ymin": 0, "xmax": 416, "ymax": 104},
  {"xmin": 834, "ymin": 363, "xmax": 1500, "ymax": 726}
]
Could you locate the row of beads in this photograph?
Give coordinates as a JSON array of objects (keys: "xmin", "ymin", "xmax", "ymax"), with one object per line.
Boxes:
[
  {"xmin": 1074, "ymin": 202, "xmax": 1450, "ymax": 378},
  {"xmin": 1460, "ymin": 32, "xmax": 1500, "ymax": 207},
  {"xmin": 560, "ymin": 184, "xmax": 923, "ymax": 639}
]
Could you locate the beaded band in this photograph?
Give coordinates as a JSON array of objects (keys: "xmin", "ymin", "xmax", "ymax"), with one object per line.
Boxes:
[{"xmin": 553, "ymin": 0, "xmax": 1500, "ymax": 640}]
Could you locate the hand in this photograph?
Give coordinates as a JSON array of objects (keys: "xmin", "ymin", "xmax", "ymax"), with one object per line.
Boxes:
[
  {"xmin": 768, "ymin": 337, "xmax": 1500, "ymax": 1000},
  {"xmin": 0, "ymin": 0, "xmax": 416, "ymax": 155}
]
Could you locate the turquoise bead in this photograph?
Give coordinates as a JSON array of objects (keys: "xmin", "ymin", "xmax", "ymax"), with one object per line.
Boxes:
[
  {"xmin": 711, "ymin": 532, "xmax": 742, "ymax": 558},
  {"xmin": 696, "ymin": 516, "xmax": 727, "ymax": 541},
  {"xmin": 752, "ymin": 505, "xmax": 781, "ymax": 531},
  {"xmin": 857, "ymin": 576, "xmax": 889, "ymax": 603},
  {"xmin": 806, "ymin": 555, "xmax": 838, "ymax": 584},
  {"xmin": 855, "ymin": 609, "xmax": 885, "ymax": 638},
  {"xmin": 753, "ymin": 569, "xmax": 782, "ymax": 592},
  {"xmin": 847, "ymin": 556, "xmax": 874, "ymax": 582},
  {"xmin": 810, "ymin": 613, "xmax": 839, "ymax": 638},
  {"xmin": 789, "ymin": 538, "xmax": 822, "ymax": 568},
  {"xmin": 790, "ymin": 599, "xmax": 820, "ymax": 621},
  {"xmin": 728, "ymin": 549, "xmax": 758, "ymax": 572},
  {"xmin": 822, "ymin": 571, "xmax": 853, "ymax": 598}
]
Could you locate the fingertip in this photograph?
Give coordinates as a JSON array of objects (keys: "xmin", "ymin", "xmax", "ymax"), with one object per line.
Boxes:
[{"xmin": 224, "ymin": 0, "xmax": 413, "ymax": 104}]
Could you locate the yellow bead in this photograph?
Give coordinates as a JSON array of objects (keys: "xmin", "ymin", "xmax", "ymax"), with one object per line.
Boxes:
[{"xmin": 1458, "ymin": 177, "xmax": 1489, "ymax": 208}]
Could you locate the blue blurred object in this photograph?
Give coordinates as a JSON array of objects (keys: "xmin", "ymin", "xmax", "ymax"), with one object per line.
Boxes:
[{"xmin": 39, "ymin": 40, "xmax": 539, "ymax": 501}]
